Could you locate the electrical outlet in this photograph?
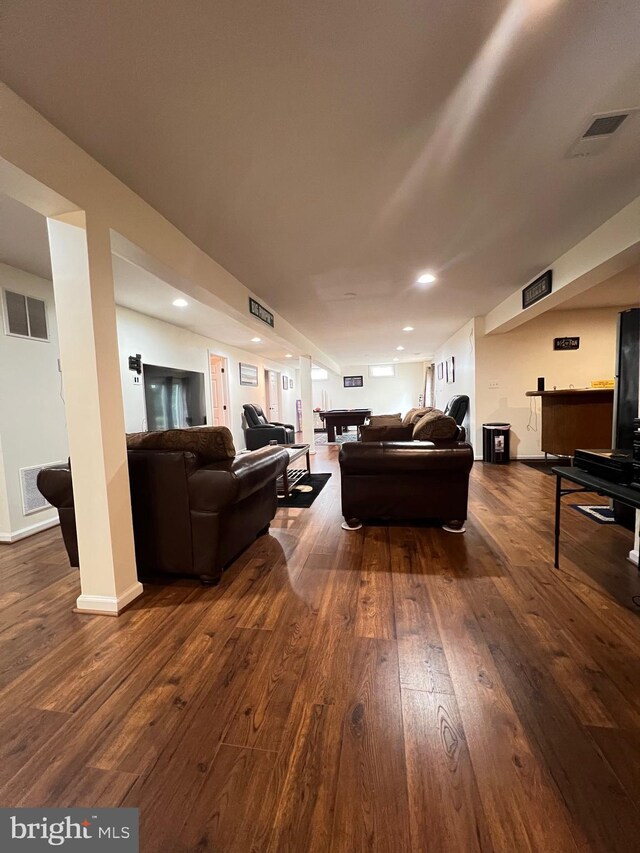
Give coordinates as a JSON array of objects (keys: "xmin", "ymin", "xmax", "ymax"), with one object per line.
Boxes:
[
  {"xmin": 133, "ymin": 375, "xmax": 141, "ymax": 385},
  {"xmin": 488, "ymin": 380, "xmax": 499, "ymax": 390}
]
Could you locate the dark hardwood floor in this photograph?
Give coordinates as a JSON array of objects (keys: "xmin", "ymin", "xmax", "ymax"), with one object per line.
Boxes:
[{"xmin": 1, "ymin": 448, "xmax": 639, "ymax": 852}]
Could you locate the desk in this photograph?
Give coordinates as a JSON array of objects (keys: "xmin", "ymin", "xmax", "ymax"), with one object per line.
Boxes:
[
  {"xmin": 525, "ymin": 388, "xmax": 614, "ymax": 458},
  {"xmin": 319, "ymin": 409, "xmax": 372, "ymax": 442},
  {"xmin": 552, "ymin": 465, "xmax": 640, "ymax": 568}
]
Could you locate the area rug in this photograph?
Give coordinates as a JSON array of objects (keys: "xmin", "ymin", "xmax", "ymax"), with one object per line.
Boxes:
[
  {"xmin": 573, "ymin": 504, "xmax": 616, "ymax": 524},
  {"xmin": 278, "ymin": 473, "xmax": 331, "ymax": 507},
  {"xmin": 313, "ymin": 431, "xmax": 358, "ymax": 445},
  {"xmin": 519, "ymin": 458, "xmax": 571, "ymax": 476}
]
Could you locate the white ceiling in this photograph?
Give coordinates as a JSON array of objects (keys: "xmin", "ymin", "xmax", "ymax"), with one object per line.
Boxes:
[
  {"xmin": 1, "ymin": 1, "xmax": 640, "ymax": 364},
  {"xmin": 553, "ymin": 263, "xmax": 640, "ymax": 311}
]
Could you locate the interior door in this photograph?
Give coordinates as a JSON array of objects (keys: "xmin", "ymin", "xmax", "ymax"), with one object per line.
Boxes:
[
  {"xmin": 266, "ymin": 369, "xmax": 280, "ymax": 422},
  {"xmin": 209, "ymin": 354, "xmax": 230, "ymax": 426}
]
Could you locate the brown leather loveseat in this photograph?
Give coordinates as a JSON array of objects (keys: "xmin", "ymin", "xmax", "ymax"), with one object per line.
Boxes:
[
  {"xmin": 339, "ymin": 440, "xmax": 474, "ymax": 530},
  {"xmin": 38, "ymin": 427, "xmax": 288, "ymax": 585}
]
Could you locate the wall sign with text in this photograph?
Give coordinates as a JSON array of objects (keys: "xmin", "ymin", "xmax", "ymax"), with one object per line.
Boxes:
[
  {"xmin": 249, "ymin": 297, "xmax": 274, "ymax": 327},
  {"xmin": 553, "ymin": 336, "xmax": 580, "ymax": 351},
  {"xmin": 522, "ymin": 270, "xmax": 552, "ymax": 310}
]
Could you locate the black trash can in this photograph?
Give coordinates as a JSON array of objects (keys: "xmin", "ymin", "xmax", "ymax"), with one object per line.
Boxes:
[{"xmin": 483, "ymin": 423, "xmax": 511, "ymax": 464}]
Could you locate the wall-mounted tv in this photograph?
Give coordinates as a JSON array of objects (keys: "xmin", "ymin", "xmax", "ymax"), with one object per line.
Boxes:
[{"xmin": 143, "ymin": 363, "xmax": 206, "ymax": 431}]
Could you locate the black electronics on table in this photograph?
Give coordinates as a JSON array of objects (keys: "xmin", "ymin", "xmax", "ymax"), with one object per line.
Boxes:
[
  {"xmin": 632, "ymin": 417, "xmax": 640, "ymax": 491},
  {"xmin": 574, "ymin": 448, "xmax": 635, "ymax": 485}
]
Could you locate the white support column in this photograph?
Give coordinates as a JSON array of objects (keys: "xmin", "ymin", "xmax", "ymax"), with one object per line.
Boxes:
[
  {"xmin": 299, "ymin": 355, "xmax": 316, "ymax": 454},
  {"xmin": 47, "ymin": 214, "xmax": 142, "ymax": 615}
]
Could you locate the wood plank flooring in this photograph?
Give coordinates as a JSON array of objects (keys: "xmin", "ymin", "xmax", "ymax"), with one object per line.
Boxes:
[{"xmin": 0, "ymin": 448, "xmax": 639, "ymax": 852}]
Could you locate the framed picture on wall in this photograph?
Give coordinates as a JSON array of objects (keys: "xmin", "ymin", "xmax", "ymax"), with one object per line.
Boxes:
[
  {"xmin": 289, "ymin": 378, "xmax": 294, "ymax": 390},
  {"xmin": 446, "ymin": 356, "xmax": 455, "ymax": 383},
  {"xmin": 437, "ymin": 362, "xmax": 443, "ymax": 380},
  {"xmin": 344, "ymin": 375, "xmax": 364, "ymax": 388},
  {"xmin": 239, "ymin": 362, "xmax": 259, "ymax": 386},
  {"xmin": 282, "ymin": 375, "xmax": 289, "ymax": 390}
]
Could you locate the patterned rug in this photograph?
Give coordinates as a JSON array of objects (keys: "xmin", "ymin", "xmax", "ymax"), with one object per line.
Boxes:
[
  {"xmin": 573, "ymin": 504, "xmax": 616, "ymax": 524},
  {"xmin": 313, "ymin": 431, "xmax": 359, "ymax": 446}
]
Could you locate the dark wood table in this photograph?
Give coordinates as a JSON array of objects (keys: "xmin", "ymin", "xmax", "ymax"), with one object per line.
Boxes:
[
  {"xmin": 551, "ymin": 465, "xmax": 640, "ymax": 568},
  {"xmin": 278, "ymin": 444, "xmax": 311, "ymax": 498},
  {"xmin": 526, "ymin": 388, "xmax": 614, "ymax": 459},
  {"xmin": 319, "ymin": 409, "xmax": 372, "ymax": 442}
]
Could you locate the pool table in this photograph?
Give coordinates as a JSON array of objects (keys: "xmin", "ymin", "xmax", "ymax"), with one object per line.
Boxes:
[{"xmin": 319, "ymin": 408, "xmax": 372, "ymax": 442}]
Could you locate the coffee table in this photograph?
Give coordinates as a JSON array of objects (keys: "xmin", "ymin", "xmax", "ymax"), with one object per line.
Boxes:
[{"xmin": 278, "ymin": 444, "xmax": 311, "ymax": 498}]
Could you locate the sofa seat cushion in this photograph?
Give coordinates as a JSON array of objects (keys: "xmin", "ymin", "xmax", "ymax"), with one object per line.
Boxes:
[
  {"xmin": 127, "ymin": 426, "xmax": 236, "ymax": 462},
  {"xmin": 412, "ymin": 411, "xmax": 458, "ymax": 441}
]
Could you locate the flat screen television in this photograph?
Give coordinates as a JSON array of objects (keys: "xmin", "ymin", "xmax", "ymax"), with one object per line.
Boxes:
[{"xmin": 143, "ymin": 363, "xmax": 206, "ymax": 431}]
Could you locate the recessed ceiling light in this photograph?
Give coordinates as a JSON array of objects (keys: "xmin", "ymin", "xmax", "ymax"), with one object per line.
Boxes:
[
  {"xmin": 251, "ymin": 337, "xmax": 262, "ymax": 343},
  {"xmin": 402, "ymin": 326, "xmax": 414, "ymax": 332},
  {"xmin": 172, "ymin": 298, "xmax": 188, "ymax": 307},
  {"xmin": 285, "ymin": 353, "xmax": 293, "ymax": 358},
  {"xmin": 396, "ymin": 345, "xmax": 405, "ymax": 351},
  {"xmin": 416, "ymin": 272, "xmax": 436, "ymax": 284}
]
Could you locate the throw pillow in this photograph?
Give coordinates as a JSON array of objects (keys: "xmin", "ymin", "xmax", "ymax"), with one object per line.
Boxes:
[
  {"xmin": 412, "ymin": 411, "xmax": 458, "ymax": 441},
  {"xmin": 127, "ymin": 426, "xmax": 236, "ymax": 461},
  {"xmin": 368, "ymin": 413, "xmax": 402, "ymax": 426}
]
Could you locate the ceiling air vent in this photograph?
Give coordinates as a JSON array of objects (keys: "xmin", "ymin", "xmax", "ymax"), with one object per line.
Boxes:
[
  {"xmin": 566, "ymin": 109, "xmax": 638, "ymax": 159},
  {"xmin": 582, "ymin": 113, "xmax": 629, "ymax": 138}
]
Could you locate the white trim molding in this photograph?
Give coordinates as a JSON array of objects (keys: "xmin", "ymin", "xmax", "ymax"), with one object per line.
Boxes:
[
  {"xmin": 628, "ymin": 549, "xmax": 639, "ymax": 567},
  {"xmin": 0, "ymin": 516, "xmax": 59, "ymax": 543},
  {"xmin": 75, "ymin": 581, "xmax": 144, "ymax": 616}
]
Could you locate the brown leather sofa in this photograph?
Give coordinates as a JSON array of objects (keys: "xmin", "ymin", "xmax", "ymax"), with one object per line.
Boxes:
[
  {"xmin": 339, "ymin": 440, "xmax": 474, "ymax": 529},
  {"xmin": 38, "ymin": 443, "xmax": 288, "ymax": 584}
]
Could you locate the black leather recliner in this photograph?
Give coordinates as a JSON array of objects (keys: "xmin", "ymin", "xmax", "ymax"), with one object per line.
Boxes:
[
  {"xmin": 444, "ymin": 395, "xmax": 469, "ymax": 426},
  {"xmin": 242, "ymin": 403, "xmax": 295, "ymax": 450}
]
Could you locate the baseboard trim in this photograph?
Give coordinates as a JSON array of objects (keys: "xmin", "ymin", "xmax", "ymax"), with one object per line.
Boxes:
[
  {"xmin": 0, "ymin": 517, "xmax": 59, "ymax": 543},
  {"xmin": 628, "ymin": 549, "xmax": 639, "ymax": 567},
  {"xmin": 75, "ymin": 580, "xmax": 144, "ymax": 616}
]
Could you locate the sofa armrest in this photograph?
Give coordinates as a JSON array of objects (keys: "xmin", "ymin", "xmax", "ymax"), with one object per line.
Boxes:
[
  {"xmin": 272, "ymin": 421, "xmax": 294, "ymax": 430},
  {"xmin": 188, "ymin": 446, "xmax": 289, "ymax": 511},
  {"xmin": 360, "ymin": 424, "xmax": 414, "ymax": 442},
  {"xmin": 37, "ymin": 464, "xmax": 74, "ymax": 508}
]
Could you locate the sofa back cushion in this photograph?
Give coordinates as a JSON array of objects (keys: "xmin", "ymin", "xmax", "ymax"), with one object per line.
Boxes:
[
  {"xmin": 127, "ymin": 426, "xmax": 236, "ymax": 462},
  {"xmin": 367, "ymin": 413, "xmax": 402, "ymax": 426},
  {"xmin": 402, "ymin": 406, "xmax": 437, "ymax": 427},
  {"xmin": 412, "ymin": 410, "xmax": 459, "ymax": 441}
]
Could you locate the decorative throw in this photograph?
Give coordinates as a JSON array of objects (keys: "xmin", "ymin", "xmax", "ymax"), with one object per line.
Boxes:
[
  {"xmin": 127, "ymin": 426, "xmax": 236, "ymax": 461},
  {"xmin": 402, "ymin": 406, "xmax": 436, "ymax": 427},
  {"xmin": 412, "ymin": 410, "xmax": 458, "ymax": 441}
]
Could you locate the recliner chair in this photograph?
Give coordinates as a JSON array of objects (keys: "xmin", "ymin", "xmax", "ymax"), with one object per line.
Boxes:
[
  {"xmin": 242, "ymin": 403, "xmax": 295, "ymax": 450},
  {"xmin": 444, "ymin": 395, "xmax": 469, "ymax": 426}
]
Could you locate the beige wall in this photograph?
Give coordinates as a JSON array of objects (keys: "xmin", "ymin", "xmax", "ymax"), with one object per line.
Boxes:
[
  {"xmin": 476, "ymin": 307, "xmax": 621, "ymax": 458},
  {"xmin": 116, "ymin": 306, "xmax": 297, "ymax": 450},
  {"xmin": 312, "ymin": 362, "xmax": 425, "ymax": 416},
  {"xmin": 434, "ymin": 318, "xmax": 477, "ymax": 447},
  {"xmin": 0, "ymin": 263, "xmax": 68, "ymax": 539}
]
